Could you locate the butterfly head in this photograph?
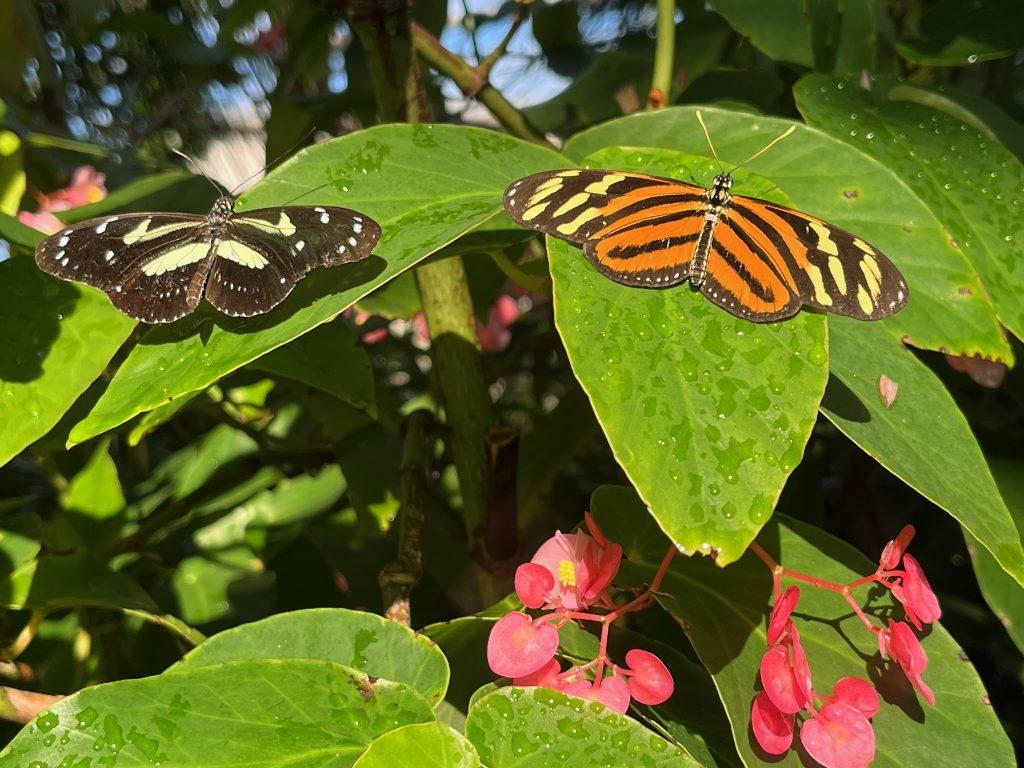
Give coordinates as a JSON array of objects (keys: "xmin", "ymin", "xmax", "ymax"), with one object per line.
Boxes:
[
  {"xmin": 209, "ymin": 196, "xmax": 235, "ymax": 226},
  {"xmin": 713, "ymin": 174, "xmax": 734, "ymax": 191}
]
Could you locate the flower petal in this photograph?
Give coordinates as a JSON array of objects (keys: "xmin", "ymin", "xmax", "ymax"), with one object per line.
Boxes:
[
  {"xmin": 515, "ymin": 563, "xmax": 555, "ymax": 609},
  {"xmin": 625, "ymin": 649, "xmax": 674, "ymax": 705},
  {"xmin": 751, "ymin": 691, "xmax": 794, "ymax": 755},
  {"xmin": 487, "ymin": 612, "xmax": 559, "ymax": 678},
  {"xmin": 800, "ymin": 703, "xmax": 875, "ymax": 768}
]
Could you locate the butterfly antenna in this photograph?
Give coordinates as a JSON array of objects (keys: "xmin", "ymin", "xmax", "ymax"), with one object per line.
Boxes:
[
  {"xmin": 228, "ymin": 127, "xmax": 319, "ymax": 197},
  {"xmin": 170, "ymin": 148, "xmax": 228, "ymax": 196},
  {"xmin": 727, "ymin": 125, "xmax": 796, "ymax": 175},
  {"xmin": 695, "ymin": 110, "xmax": 724, "ymax": 174}
]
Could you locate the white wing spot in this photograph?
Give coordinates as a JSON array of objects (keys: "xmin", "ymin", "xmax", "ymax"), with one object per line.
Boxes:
[
  {"xmin": 56, "ymin": 250, "xmax": 65, "ymax": 259},
  {"xmin": 279, "ymin": 277, "xmax": 286, "ymax": 284},
  {"xmin": 61, "ymin": 229, "xmax": 72, "ymax": 237},
  {"xmin": 295, "ymin": 240, "xmax": 305, "ymax": 251},
  {"xmin": 115, "ymin": 285, "xmax": 123, "ymax": 293},
  {"xmin": 60, "ymin": 257, "xmax": 69, "ymax": 266},
  {"xmin": 104, "ymin": 250, "xmax": 114, "ymax": 262},
  {"xmin": 58, "ymin": 235, "xmax": 70, "ymax": 247},
  {"xmin": 348, "ymin": 237, "xmax": 357, "ymax": 247},
  {"xmin": 320, "ymin": 212, "xmax": 330, "ymax": 224},
  {"xmin": 353, "ymin": 223, "xmax": 362, "ymax": 234}
]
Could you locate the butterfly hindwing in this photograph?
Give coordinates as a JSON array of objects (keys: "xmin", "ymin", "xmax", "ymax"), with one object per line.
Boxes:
[
  {"xmin": 505, "ymin": 170, "xmax": 705, "ymax": 288},
  {"xmin": 204, "ymin": 206, "xmax": 380, "ymax": 317},
  {"xmin": 737, "ymin": 199, "xmax": 909, "ymax": 320},
  {"xmin": 34, "ymin": 200, "xmax": 381, "ymax": 323}
]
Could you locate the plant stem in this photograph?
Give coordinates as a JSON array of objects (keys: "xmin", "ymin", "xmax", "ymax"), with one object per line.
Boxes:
[
  {"xmin": 349, "ymin": 1, "xmax": 494, "ymax": 547},
  {"xmin": 650, "ymin": 0, "xmax": 676, "ymax": 108},
  {"xmin": 410, "ymin": 21, "xmax": 553, "ymax": 146},
  {"xmin": 380, "ymin": 410, "xmax": 430, "ymax": 625}
]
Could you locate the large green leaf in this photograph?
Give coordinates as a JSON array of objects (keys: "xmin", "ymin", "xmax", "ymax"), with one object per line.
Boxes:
[
  {"xmin": 352, "ymin": 722, "xmax": 480, "ymax": 768},
  {"xmin": 968, "ymin": 460, "xmax": 1024, "ymax": 653},
  {"xmin": 0, "ymin": 257, "xmax": 135, "ymax": 467},
  {"xmin": 465, "ymin": 687, "xmax": 700, "ymax": 767},
  {"xmin": 591, "ymin": 485, "xmax": 1015, "ymax": 768},
  {"xmin": 551, "ymin": 147, "xmax": 827, "ymax": 565},
  {"xmin": 795, "ymin": 74, "xmax": 1024, "ymax": 346},
  {"xmin": 709, "ymin": 0, "xmax": 875, "ymax": 73},
  {"xmin": 823, "ymin": 319, "xmax": 1024, "ymax": 585},
  {"xmin": 0, "ymin": 659, "xmax": 435, "ymax": 767},
  {"xmin": 895, "ymin": 0, "xmax": 1024, "ymax": 65},
  {"xmin": 67, "ymin": 125, "xmax": 564, "ymax": 444},
  {"xmin": 180, "ymin": 608, "xmax": 450, "ymax": 706},
  {"xmin": 564, "ymin": 105, "xmax": 1008, "ymax": 360},
  {"xmin": 251, "ymin": 315, "xmax": 375, "ymax": 414}
]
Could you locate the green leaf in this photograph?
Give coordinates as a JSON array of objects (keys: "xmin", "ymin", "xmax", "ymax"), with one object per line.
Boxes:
[
  {"xmin": 251, "ymin": 315, "xmax": 375, "ymax": 414},
  {"xmin": 465, "ymin": 687, "xmax": 700, "ymax": 767},
  {"xmin": 181, "ymin": 608, "xmax": 450, "ymax": 706},
  {"xmin": 0, "ymin": 550, "xmax": 156, "ymax": 613},
  {"xmin": 709, "ymin": 0, "xmax": 875, "ymax": 73},
  {"xmin": 171, "ymin": 546, "xmax": 275, "ymax": 626},
  {"xmin": 591, "ymin": 485, "xmax": 1016, "ymax": 768},
  {"xmin": 823, "ymin": 319, "xmax": 1024, "ymax": 585},
  {"xmin": 68, "ymin": 124, "xmax": 564, "ymax": 444},
  {"xmin": 173, "ymin": 423, "xmax": 259, "ymax": 499},
  {"xmin": 353, "ymin": 722, "xmax": 480, "ymax": 768},
  {"xmin": 968, "ymin": 460, "xmax": 1024, "ymax": 653},
  {"xmin": 127, "ymin": 391, "xmax": 199, "ymax": 446},
  {"xmin": 895, "ymin": 0, "xmax": 1024, "ymax": 65},
  {"xmin": 193, "ymin": 465, "xmax": 347, "ymax": 550},
  {"xmin": 64, "ymin": 441, "xmax": 125, "ymax": 521},
  {"xmin": 552, "ymin": 146, "xmax": 826, "ymax": 564},
  {"xmin": 795, "ymin": 74, "xmax": 1024, "ymax": 346},
  {"xmin": 0, "ymin": 129, "xmax": 25, "ymax": 215},
  {"xmin": 0, "ymin": 257, "xmax": 135, "ymax": 467},
  {"xmin": 563, "ymin": 105, "xmax": 1008, "ymax": 360},
  {"xmin": 0, "ymin": 659, "xmax": 436, "ymax": 767},
  {"xmin": 0, "ymin": 210, "xmax": 44, "ymax": 250},
  {"xmin": 554, "ymin": 277, "xmax": 822, "ymax": 557}
]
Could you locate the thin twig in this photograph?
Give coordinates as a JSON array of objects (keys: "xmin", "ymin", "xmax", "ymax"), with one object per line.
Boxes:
[
  {"xmin": 475, "ymin": 4, "xmax": 528, "ymax": 86},
  {"xmin": 410, "ymin": 21, "xmax": 552, "ymax": 146}
]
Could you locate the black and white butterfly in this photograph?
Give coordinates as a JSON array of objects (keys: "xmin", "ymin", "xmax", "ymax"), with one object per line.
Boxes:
[{"xmin": 34, "ymin": 195, "xmax": 381, "ymax": 323}]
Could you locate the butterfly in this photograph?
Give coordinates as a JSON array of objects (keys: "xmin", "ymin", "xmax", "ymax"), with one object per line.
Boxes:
[
  {"xmin": 504, "ymin": 121, "xmax": 908, "ymax": 323},
  {"xmin": 34, "ymin": 195, "xmax": 381, "ymax": 323}
]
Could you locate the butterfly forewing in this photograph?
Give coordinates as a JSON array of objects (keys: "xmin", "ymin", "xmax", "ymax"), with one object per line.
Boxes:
[
  {"xmin": 503, "ymin": 168, "xmax": 909, "ymax": 323},
  {"xmin": 33, "ymin": 199, "xmax": 381, "ymax": 323},
  {"xmin": 505, "ymin": 170, "xmax": 705, "ymax": 288}
]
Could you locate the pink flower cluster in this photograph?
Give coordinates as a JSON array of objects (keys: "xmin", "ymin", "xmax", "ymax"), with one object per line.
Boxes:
[
  {"xmin": 486, "ymin": 513, "xmax": 675, "ymax": 714},
  {"xmin": 751, "ymin": 525, "xmax": 941, "ymax": 768},
  {"xmin": 19, "ymin": 166, "xmax": 106, "ymax": 234}
]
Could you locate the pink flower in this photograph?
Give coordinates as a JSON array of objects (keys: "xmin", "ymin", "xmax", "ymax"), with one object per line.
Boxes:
[
  {"xmin": 882, "ymin": 620, "xmax": 935, "ymax": 706},
  {"xmin": 591, "ymin": 675, "xmax": 631, "ymax": 713},
  {"xmin": 19, "ymin": 165, "xmax": 107, "ymax": 234},
  {"xmin": 893, "ymin": 554, "xmax": 941, "ymax": 628},
  {"xmin": 624, "ymin": 649, "xmax": 673, "ymax": 705},
  {"xmin": 879, "ymin": 525, "xmax": 916, "ymax": 571},
  {"xmin": 767, "ymin": 586, "xmax": 800, "ymax": 644},
  {"xmin": 487, "ymin": 612, "xmax": 559, "ymax": 678},
  {"xmin": 751, "ymin": 691, "xmax": 795, "ymax": 754},
  {"xmin": 514, "ymin": 529, "xmax": 621, "ymax": 611},
  {"xmin": 40, "ymin": 166, "xmax": 106, "ymax": 210},
  {"xmin": 830, "ymin": 677, "xmax": 879, "ymax": 719},
  {"xmin": 476, "ymin": 294, "xmax": 519, "ymax": 353},
  {"xmin": 513, "ymin": 658, "xmax": 562, "ymax": 688},
  {"xmin": 17, "ymin": 210, "xmax": 64, "ymax": 234},
  {"xmin": 800, "ymin": 703, "xmax": 875, "ymax": 768}
]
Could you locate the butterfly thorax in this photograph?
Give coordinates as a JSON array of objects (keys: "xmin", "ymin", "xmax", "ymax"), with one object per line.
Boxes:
[
  {"xmin": 207, "ymin": 196, "xmax": 236, "ymax": 233},
  {"xmin": 691, "ymin": 174, "xmax": 734, "ymax": 286}
]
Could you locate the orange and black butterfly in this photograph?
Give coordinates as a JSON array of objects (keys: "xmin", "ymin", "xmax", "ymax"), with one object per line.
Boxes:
[{"xmin": 504, "ymin": 119, "xmax": 908, "ymax": 323}]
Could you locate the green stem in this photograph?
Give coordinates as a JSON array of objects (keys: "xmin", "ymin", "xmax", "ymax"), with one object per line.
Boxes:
[
  {"xmin": 411, "ymin": 21, "xmax": 552, "ymax": 146},
  {"xmin": 379, "ymin": 410, "xmax": 430, "ymax": 625},
  {"xmin": 350, "ymin": 2, "xmax": 494, "ymax": 545},
  {"xmin": 651, "ymin": 0, "xmax": 676, "ymax": 107},
  {"xmin": 415, "ymin": 259, "xmax": 493, "ymax": 537}
]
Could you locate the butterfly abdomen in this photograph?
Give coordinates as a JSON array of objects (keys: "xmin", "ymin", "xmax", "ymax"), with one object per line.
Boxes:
[{"xmin": 690, "ymin": 175, "xmax": 735, "ymax": 287}]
